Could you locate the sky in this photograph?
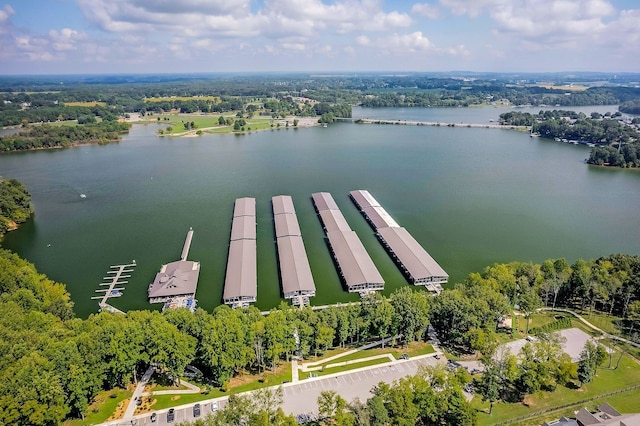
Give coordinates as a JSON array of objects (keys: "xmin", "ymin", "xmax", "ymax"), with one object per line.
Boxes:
[{"xmin": 0, "ymin": 0, "xmax": 638, "ymax": 75}]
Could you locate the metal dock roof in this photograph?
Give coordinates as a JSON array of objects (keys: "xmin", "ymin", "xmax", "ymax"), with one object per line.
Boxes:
[
  {"xmin": 272, "ymin": 195, "xmax": 296, "ymax": 215},
  {"xmin": 223, "ymin": 239, "xmax": 257, "ymax": 303},
  {"xmin": 274, "ymin": 213, "xmax": 302, "ymax": 238},
  {"xmin": 362, "ymin": 205, "xmax": 400, "ymax": 229},
  {"xmin": 318, "ymin": 209, "xmax": 352, "ymax": 233},
  {"xmin": 233, "ymin": 197, "xmax": 256, "ymax": 218},
  {"xmin": 326, "ymin": 230, "xmax": 384, "ymax": 291},
  {"xmin": 350, "ymin": 189, "xmax": 381, "ymax": 210},
  {"xmin": 312, "ymin": 192, "xmax": 340, "ymax": 212},
  {"xmin": 377, "ymin": 226, "xmax": 449, "ymax": 284},
  {"xmin": 230, "ymin": 215, "xmax": 257, "ymax": 241},
  {"xmin": 277, "ymin": 235, "xmax": 316, "ymax": 297}
]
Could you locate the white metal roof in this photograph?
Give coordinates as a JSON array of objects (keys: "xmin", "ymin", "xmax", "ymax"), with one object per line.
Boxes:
[
  {"xmin": 277, "ymin": 235, "xmax": 316, "ymax": 295},
  {"xmin": 272, "ymin": 195, "xmax": 296, "ymax": 215},
  {"xmin": 223, "ymin": 239, "xmax": 257, "ymax": 300},
  {"xmin": 312, "ymin": 192, "xmax": 340, "ymax": 212},
  {"xmin": 350, "ymin": 189, "xmax": 381, "ymax": 210},
  {"xmin": 233, "ymin": 197, "xmax": 256, "ymax": 218},
  {"xmin": 326, "ymin": 230, "xmax": 384, "ymax": 289},
  {"xmin": 377, "ymin": 226, "xmax": 448, "ymax": 282}
]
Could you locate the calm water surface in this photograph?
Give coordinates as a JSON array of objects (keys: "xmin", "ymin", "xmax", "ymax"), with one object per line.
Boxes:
[{"xmin": 1, "ymin": 106, "xmax": 638, "ymax": 317}]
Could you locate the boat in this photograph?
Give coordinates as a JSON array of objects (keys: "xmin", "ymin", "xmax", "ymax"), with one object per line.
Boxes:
[{"xmin": 80, "ymin": 193, "xmax": 86, "ymax": 198}]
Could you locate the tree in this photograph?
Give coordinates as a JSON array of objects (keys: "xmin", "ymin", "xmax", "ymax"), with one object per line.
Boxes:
[
  {"xmin": 389, "ymin": 287, "xmax": 429, "ymax": 345},
  {"xmin": 518, "ymin": 286, "xmax": 542, "ymax": 334},
  {"xmin": 476, "ymin": 360, "xmax": 500, "ymax": 414},
  {"xmin": 577, "ymin": 340, "xmax": 607, "ymax": 386}
]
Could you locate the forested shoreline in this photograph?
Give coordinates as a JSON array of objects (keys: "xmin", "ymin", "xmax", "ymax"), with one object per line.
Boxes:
[
  {"xmin": 500, "ymin": 110, "xmax": 640, "ymax": 168},
  {"xmin": 2, "ymin": 235, "xmax": 640, "ymax": 424},
  {"xmin": 0, "ymin": 178, "xmax": 32, "ymax": 239}
]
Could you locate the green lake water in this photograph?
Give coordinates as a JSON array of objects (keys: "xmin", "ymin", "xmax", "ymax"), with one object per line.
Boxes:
[{"xmin": 1, "ymin": 106, "xmax": 639, "ymax": 317}]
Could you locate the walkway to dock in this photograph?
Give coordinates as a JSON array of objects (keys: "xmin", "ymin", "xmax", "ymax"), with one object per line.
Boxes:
[{"xmin": 92, "ymin": 262, "xmax": 136, "ymax": 312}]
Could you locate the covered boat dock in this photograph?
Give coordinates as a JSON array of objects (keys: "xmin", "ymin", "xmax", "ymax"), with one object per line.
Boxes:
[
  {"xmin": 273, "ymin": 195, "xmax": 315, "ymax": 307},
  {"xmin": 350, "ymin": 190, "xmax": 448, "ymax": 291},
  {"xmin": 312, "ymin": 192, "xmax": 384, "ymax": 293},
  {"xmin": 223, "ymin": 197, "xmax": 257, "ymax": 307}
]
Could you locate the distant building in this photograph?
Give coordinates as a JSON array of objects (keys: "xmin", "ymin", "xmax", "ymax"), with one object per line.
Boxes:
[{"xmin": 544, "ymin": 402, "xmax": 640, "ymax": 426}]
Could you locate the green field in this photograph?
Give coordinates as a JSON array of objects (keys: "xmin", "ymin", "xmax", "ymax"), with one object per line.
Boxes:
[
  {"xmin": 150, "ymin": 113, "xmax": 286, "ymax": 135},
  {"xmin": 473, "ymin": 353, "xmax": 640, "ymax": 425},
  {"xmin": 63, "ymin": 101, "xmax": 107, "ymax": 107},
  {"xmin": 144, "ymin": 96, "xmax": 221, "ymax": 103},
  {"xmin": 65, "ymin": 388, "xmax": 132, "ymax": 426}
]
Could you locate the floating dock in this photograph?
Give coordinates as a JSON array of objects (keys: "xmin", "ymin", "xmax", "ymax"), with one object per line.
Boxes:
[
  {"xmin": 350, "ymin": 190, "xmax": 448, "ymax": 292},
  {"xmin": 92, "ymin": 262, "xmax": 136, "ymax": 314},
  {"xmin": 312, "ymin": 192, "xmax": 384, "ymax": 294},
  {"xmin": 147, "ymin": 228, "xmax": 199, "ymax": 312},
  {"xmin": 223, "ymin": 198, "xmax": 257, "ymax": 308},
  {"xmin": 272, "ymin": 195, "xmax": 315, "ymax": 307}
]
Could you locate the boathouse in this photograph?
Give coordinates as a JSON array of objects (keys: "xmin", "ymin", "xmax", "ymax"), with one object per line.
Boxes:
[{"xmin": 223, "ymin": 198, "xmax": 257, "ymax": 307}]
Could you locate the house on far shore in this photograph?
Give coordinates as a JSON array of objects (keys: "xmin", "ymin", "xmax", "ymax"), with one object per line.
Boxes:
[{"xmin": 543, "ymin": 402, "xmax": 640, "ymax": 426}]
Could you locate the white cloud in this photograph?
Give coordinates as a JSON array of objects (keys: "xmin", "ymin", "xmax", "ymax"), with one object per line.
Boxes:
[
  {"xmin": 411, "ymin": 3, "xmax": 440, "ymax": 19},
  {"xmin": 0, "ymin": 4, "xmax": 15, "ymax": 34},
  {"xmin": 49, "ymin": 28, "xmax": 85, "ymax": 51},
  {"xmin": 76, "ymin": 0, "xmax": 412, "ymax": 41},
  {"xmin": 355, "ymin": 31, "xmax": 468, "ymax": 56}
]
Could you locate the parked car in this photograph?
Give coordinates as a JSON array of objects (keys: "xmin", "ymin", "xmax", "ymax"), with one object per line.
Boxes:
[
  {"xmin": 167, "ymin": 408, "xmax": 175, "ymax": 423},
  {"xmin": 194, "ymin": 403, "xmax": 201, "ymax": 417},
  {"xmin": 150, "ymin": 413, "xmax": 157, "ymax": 423},
  {"xmin": 400, "ymin": 353, "xmax": 409, "ymax": 360},
  {"xmin": 434, "ymin": 354, "xmax": 440, "ymax": 359},
  {"xmin": 211, "ymin": 401, "xmax": 219, "ymax": 412}
]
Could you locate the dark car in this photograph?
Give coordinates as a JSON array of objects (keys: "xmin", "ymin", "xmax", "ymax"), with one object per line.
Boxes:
[
  {"xmin": 150, "ymin": 412, "xmax": 157, "ymax": 423},
  {"xmin": 167, "ymin": 408, "xmax": 175, "ymax": 423},
  {"xmin": 135, "ymin": 397, "xmax": 142, "ymax": 406},
  {"xmin": 193, "ymin": 403, "xmax": 201, "ymax": 417}
]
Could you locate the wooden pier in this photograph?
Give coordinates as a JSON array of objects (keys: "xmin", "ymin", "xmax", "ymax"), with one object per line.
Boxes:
[{"xmin": 92, "ymin": 262, "xmax": 136, "ymax": 313}]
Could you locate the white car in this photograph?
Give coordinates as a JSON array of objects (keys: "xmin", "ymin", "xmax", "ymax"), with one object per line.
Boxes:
[{"xmin": 211, "ymin": 401, "xmax": 219, "ymax": 412}]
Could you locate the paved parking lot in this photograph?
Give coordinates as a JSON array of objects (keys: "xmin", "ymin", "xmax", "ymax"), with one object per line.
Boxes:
[
  {"xmin": 280, "ymin": 355, "xmax": 444, "ymax": 416},
  {"xmin": 111, "ymin": 354, "xmax": 444, "ymax": 425}
]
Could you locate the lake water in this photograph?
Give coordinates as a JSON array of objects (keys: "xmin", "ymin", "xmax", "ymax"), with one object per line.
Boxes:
[{"xmin": 1, "ymin": 105, "xmax": 638, "ymax": 317}]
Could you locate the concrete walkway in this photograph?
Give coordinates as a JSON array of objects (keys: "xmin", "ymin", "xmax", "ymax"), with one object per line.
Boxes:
[
  {"xmin": 143, "ymin": 379, "xmax": 200, "ymax": 396},
  {"xmin": 538, "ymin": 307, "xmax": 640, "ymax": 349},
  {"xmin": 123, "ymin": 365, "xmax": 155, "ymax": 420}
]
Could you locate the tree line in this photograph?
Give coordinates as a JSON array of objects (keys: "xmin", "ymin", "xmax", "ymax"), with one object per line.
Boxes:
[
  {"xmin": 0, "ymin": 178, "xmax": 32, "ymax": 239},
  {"xmin": 500, "ymin": 110, "xmax": 640, "ymax": 168},
  {"xmin": 0, "ymin": 120, "xmax": 131, "ymax": 152}
]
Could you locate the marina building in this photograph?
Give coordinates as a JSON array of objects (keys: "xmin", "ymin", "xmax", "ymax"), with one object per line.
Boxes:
[
  {"xmin": 272, "ymin": 195, "xmax": 315, "ymax": 306},
  {"xmin": 223, "ymin": 198, "xmax": 257, "ymax": 307},
  {"xmin": 350, "ymin": 190, "xmax": 448, "ymax": 291},
  {"xmin": 312, "ymin": 192, "xmax": 384, "ymax": 293},
  {"xmin": 148, "ymin": 228, "xmax": 199, "ymax": 311}
]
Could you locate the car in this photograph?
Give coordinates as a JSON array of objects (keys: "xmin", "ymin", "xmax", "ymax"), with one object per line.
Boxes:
[
  {"xmin": 167, "ymin": 408, "xmax": 175, "ymax": 423},
  {"xmin": 434, "ymin": 354, "xmax": 440, "ymax": 359},
  {"xmin": 400, "ymin": 353, "xmax": 409, "ymax": 360},
  {"xmin": 193, "ymin": 403, "xmax": 201, "ymax": 417},
  {"xmin": 150, "ymin": 413, "xmax": 157, "ymax": 423},
  {"xmin": 211, "ymin": 401, "xmax": 219, "ymax": 412},
  {"xmin": 526, "ymin": 335, "xmax": 535, "ymax": 342},
  {"xmin": 135, "ymin": 397, "xmax": 142, "ymax": 406}
]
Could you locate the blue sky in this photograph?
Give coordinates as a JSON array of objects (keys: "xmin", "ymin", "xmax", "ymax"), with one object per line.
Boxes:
[{"xmin": 0, "ymin": 0, "xmax": 638, "ymax": 75}]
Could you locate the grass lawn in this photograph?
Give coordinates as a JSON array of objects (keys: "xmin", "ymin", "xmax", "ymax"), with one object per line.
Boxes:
[
  {"xmin": 63, "ymin": 101, "xmax": 107, "ymax": 107},
  {"xmin": 511, "ymin": 387, "xmax": 640, "ymax": 426},
  {"xmin": 148, "ymin": 113, "xmax": 305, "ymax": 136},
  {"xmin": 152, "ymin": 363, "xmax": 292, "ymax": 410},
  {"xmin": 144, "ymin": 96, "xmax": 221, "ymax": 103},
  {"xmin": 65, "ymin": 388, "xmax": 132, "ymax": 426},
  {"xmin": 299, "ymin": 357, "xmax": 391, "ymax": 379},
  {"xmin": 473, "ymin": 353, "xmax": 640, "ymax": 426},
  {"xmin": 577, "ymin": 310, "xmax": 621, "ymax": 336}
]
